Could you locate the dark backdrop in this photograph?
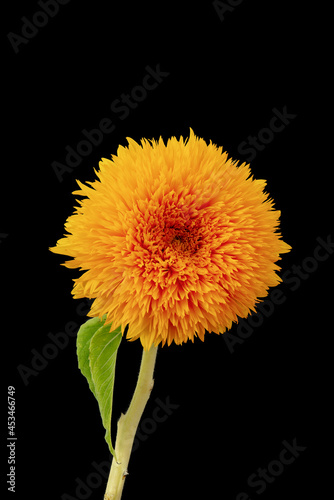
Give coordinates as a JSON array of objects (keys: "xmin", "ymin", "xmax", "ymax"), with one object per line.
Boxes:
[{"xmin": 2, "ymin": 1, "xmax": 331, "ymax": 500}]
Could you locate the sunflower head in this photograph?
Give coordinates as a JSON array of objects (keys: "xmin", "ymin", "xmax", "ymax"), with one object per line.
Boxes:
[{"xmin": 50, "ymin": 129, "xmax": 291, "ymax": 349}]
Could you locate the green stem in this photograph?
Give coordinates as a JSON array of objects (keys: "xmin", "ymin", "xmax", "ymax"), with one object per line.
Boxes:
[{"xmin": 104, "ymin": 345, "xmax": 158, "ymax": 500}]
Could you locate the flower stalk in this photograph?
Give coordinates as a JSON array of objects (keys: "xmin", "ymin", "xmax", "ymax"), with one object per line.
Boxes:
[{"xmin": 104, "ymin": 345, "xmax": 158, "ymax": 500}]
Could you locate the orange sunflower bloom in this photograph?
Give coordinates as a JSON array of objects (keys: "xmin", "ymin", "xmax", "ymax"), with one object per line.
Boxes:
[{"xmin": 50, "ymin": 129, "xmax": 291, "ymax": 350}]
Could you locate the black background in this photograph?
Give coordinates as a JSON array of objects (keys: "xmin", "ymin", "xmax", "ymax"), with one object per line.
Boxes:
[{"xmin": 2, "ymin": 1, "xmax": 332, "ymax": 499}]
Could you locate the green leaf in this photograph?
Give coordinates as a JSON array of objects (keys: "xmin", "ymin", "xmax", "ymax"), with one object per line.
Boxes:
[
  {"xmin": 76, "ymin": 316, "xmax": 122, "ymax": 457},
  {"xmin": 77, "ymin": 317, "xmax": 105, "ymax": 398},
  {"xmin": 89, "ymin": 322, "xmax": 122, "ymax": 457}
]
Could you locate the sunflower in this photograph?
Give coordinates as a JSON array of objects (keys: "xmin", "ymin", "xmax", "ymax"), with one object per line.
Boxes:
[{"xmin": 50, "ymin": 129, "xmax": 291, "ymax": 350}]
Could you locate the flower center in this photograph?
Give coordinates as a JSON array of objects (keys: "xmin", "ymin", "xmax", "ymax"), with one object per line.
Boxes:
[
  {"xmin": 163, "ymin": 225, "xmax": 200, "ymax": 256},
  {"xmin": 130, "ymin": 193, "xmax": 208, "ymax": 286}
]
